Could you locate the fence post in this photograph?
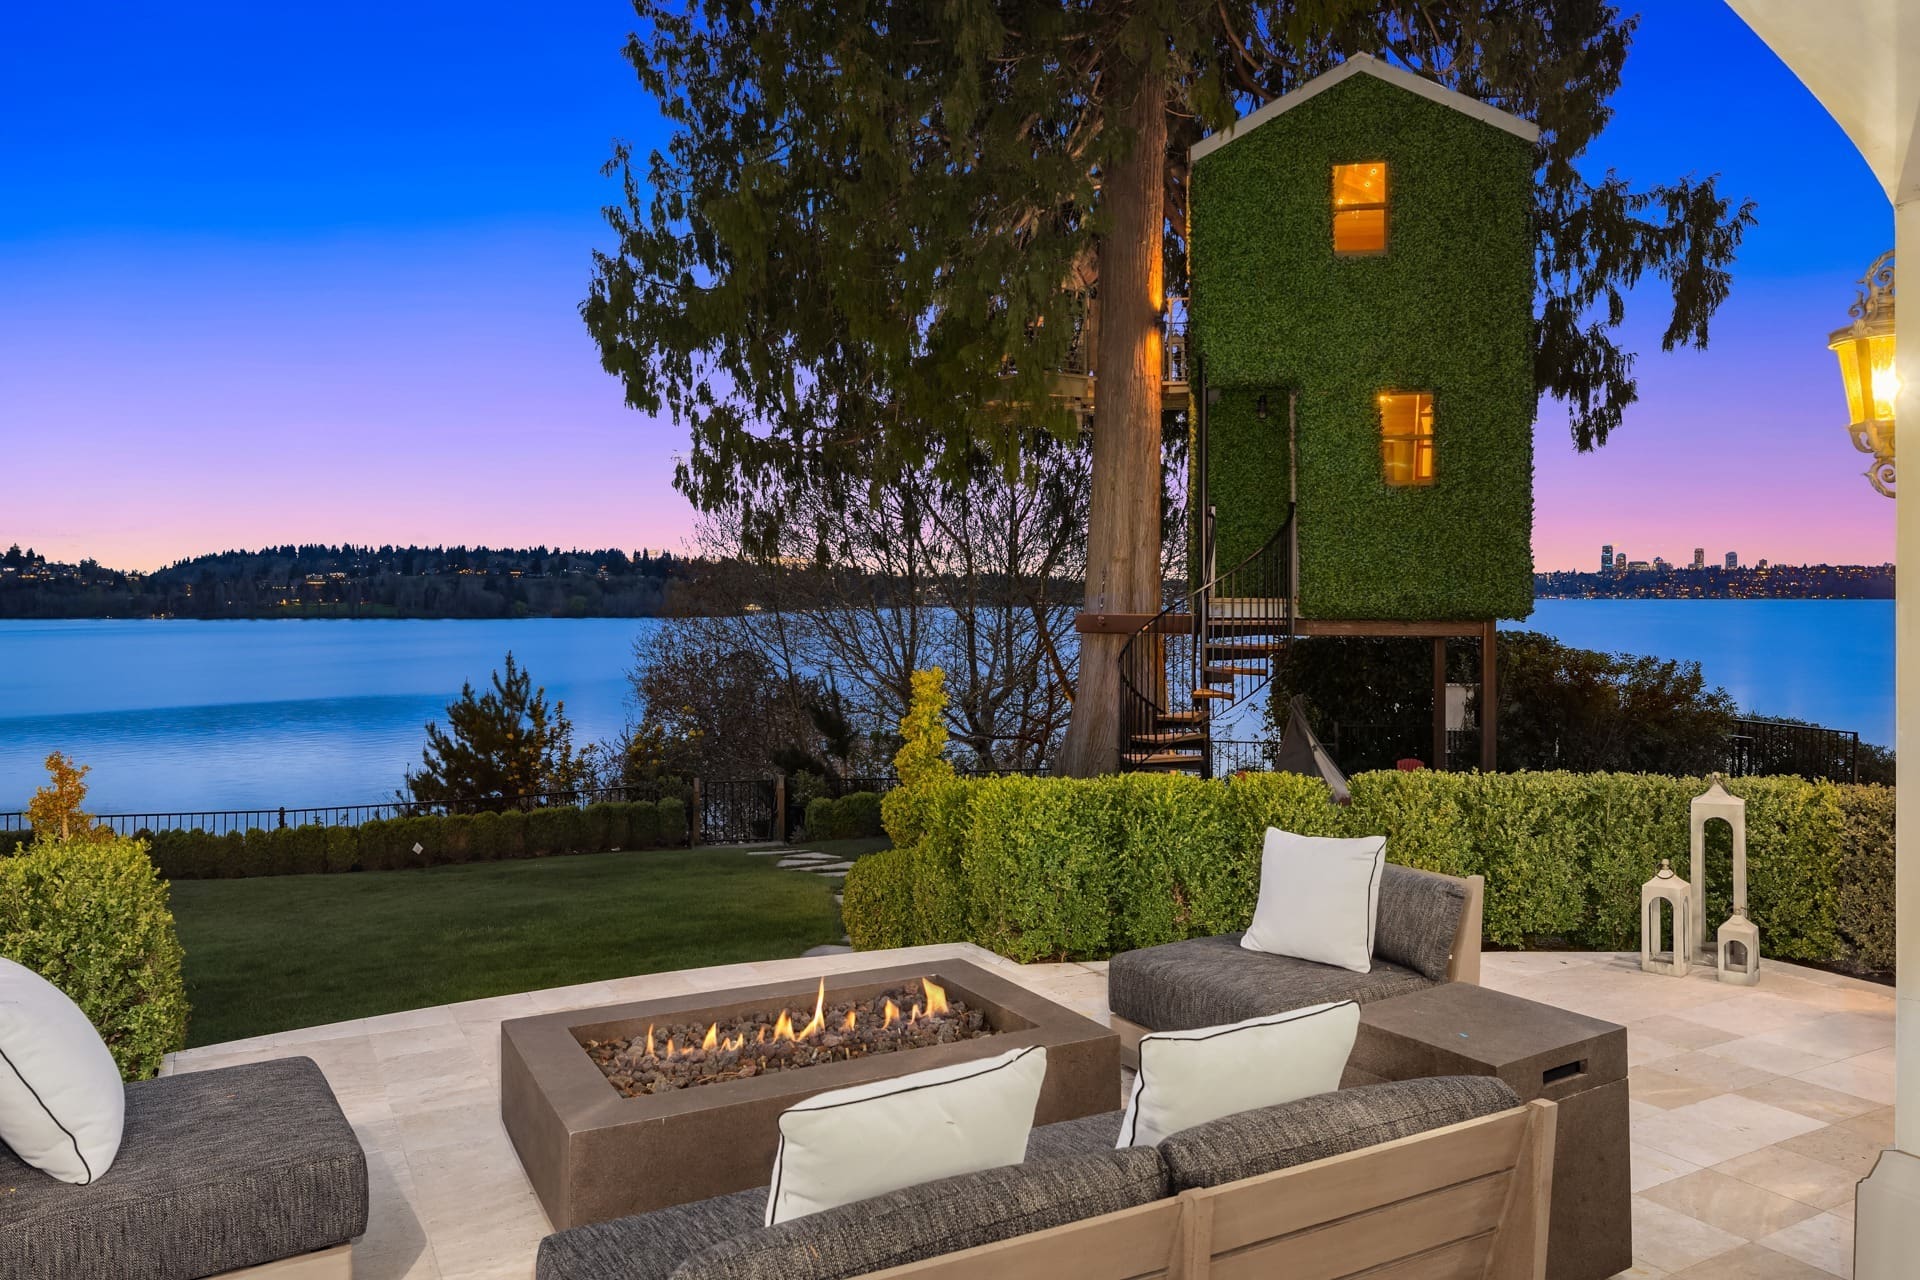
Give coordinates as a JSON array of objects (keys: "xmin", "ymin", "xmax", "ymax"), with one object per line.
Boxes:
[
  {"xmin": 690, "ymin": 778, "xmax": 703, "ymax": 847},
  {"xmin": 774, "ymin": 774, "xmax": 788, "ymax": 844}
]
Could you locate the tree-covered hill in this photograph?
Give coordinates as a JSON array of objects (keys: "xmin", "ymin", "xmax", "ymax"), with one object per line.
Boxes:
[{"xmin": 0, "ymin": 543, "xmax": 701, "ymax": 619}]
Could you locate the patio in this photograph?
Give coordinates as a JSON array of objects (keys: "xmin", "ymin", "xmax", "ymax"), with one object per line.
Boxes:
[{"xmin": 159, "ymin": 944, "xmax": 1894, "ymax": 1280}]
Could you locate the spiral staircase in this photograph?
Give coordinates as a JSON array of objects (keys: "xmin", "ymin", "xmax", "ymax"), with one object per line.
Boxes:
[{"xmin": 1117, "ymin": 505, "xmax": 1297, "ymax": 776}]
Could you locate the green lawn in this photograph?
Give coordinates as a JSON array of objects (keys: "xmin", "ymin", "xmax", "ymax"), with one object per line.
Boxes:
[{"xmin": 170, "ymin": 846, "xmax": 854, "ymax": 1047}]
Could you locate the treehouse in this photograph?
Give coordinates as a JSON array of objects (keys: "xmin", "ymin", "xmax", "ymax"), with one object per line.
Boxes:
[{"xmin": 1106, "ymin": 54, "xmax": 1539, "ymax": 775}]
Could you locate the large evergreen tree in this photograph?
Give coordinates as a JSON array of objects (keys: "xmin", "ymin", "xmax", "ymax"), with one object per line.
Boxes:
[
  {"xmin": 585, "ymin": 1, "xmax": 1755, "ymax": 773},
  {"xmin": 404, "ymin": 653, "xmax": 583, "ymax": 806}
]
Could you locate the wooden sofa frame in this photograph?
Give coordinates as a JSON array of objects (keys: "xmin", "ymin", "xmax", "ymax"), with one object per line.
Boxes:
[
  {"xmin": 1111, "ymin": 872, "xmax": 1484, "ymax": 1071},
  {"xmin": 863, "ymin": 1096, "xmax": 1555, "ymax": 1280}
]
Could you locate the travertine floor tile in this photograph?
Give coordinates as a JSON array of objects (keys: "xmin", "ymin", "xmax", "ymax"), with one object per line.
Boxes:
[
  {"xmin": 1776, "ymin": 1121, "xmax": 1890, "ymax": 1178},
  {"xmin": 1632, "ymin": 1094, "xmax": 1826, "ymax": 1167},
  {"xmin": 1641, "ymin": 1168, "xmax": 1819, "ymax": 1240},
  {"xmin": 1631, "ymin": 1144, "xmax": 1703, "ymax": 1193},
  {"xmin": 1666, "ymin": 1242, "xmax": 1844, "ymax": 1280},
  {"xmin": 1630, "ymin": 1195, "xmax": 1747, "ymax": 1274},
  {"xmin": 1715, "ymin": 1146, "xmax": 1864, "ymax": 1210},
  {"xmin": 1630, "ymin": 1014, "xmax": 1739, "ymax": 1052},
  {"xmin": 1792, "ymin": 1057, "xmax": 1897, "ymax": 1106},
  {"xmin": 1735, "ymin": 1077, "xmax": 1884, "ymax": 1125},
  {"xmin": 1757, "ymin": 1211, "xmax": 1853, "ymax": 1278}
]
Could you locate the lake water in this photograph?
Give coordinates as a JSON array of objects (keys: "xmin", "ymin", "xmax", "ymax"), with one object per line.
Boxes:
[{"xmin": 0, "ymin": 600, "xmax": 1894, "ymax": 813}]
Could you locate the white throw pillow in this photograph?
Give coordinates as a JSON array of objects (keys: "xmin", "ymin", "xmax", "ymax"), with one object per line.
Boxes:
[
  {"xmin": 0, "ymin": 957, "xmax": 126, "ymax": 1184},
  {"xmin": 765, "ymin": 1045, "xmax": 1048, "ymax": 1225},
  {"xmin": 1241, "ymin": 827, "xmax": 1387, "ymax": 973},
  {"xmin": 1118, "ymin": 1001, "xmax": 1360, "ymax": 1148}
]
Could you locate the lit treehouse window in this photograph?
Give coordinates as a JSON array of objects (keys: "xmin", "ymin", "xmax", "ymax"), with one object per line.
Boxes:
[
  {"xmin": 1379, "ymin": 392, "xmax": 1435, "ymax": 486},
  {"xmin": 1332, "ymin": 162, "xmax": 1389, "ymax": 255}
]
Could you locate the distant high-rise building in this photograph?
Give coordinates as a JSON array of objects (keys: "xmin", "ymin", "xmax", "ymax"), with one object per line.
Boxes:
[
  {"xmin": 1601, "ymin": 544, "xmax": 1614, "ymax": 573},
  {"xmin": 1653, "ymin": 556, "xmax": 1671, "ymax": 573},
  {"xmin": 1757, "ymin": 559, "xmax": 1770, "ymax": 570},
  {"xmin": 1692, "ymin": 548, "xmax": 1705, "ymax": 570},
  {"xmin": 1725, "ymin": 551, "xmax": 1739, "ymax": 570}
]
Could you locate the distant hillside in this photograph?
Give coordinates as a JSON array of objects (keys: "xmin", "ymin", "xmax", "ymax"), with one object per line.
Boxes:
[{"xmin": 0, "ymin": 543, "xmax": 706, "ymax": 619}]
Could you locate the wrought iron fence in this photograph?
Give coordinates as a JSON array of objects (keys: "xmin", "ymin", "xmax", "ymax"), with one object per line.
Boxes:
[
  {"xmin": 699, "ymin": 778, "xmax": 779, "ymax": 845},
  {"xmin": 0, "ymin": 782, "xmax": 683, "ymax": 840},
  {"xmin": 1725, "ymin": 717, "xmax": 1860, "ymax": 783}
]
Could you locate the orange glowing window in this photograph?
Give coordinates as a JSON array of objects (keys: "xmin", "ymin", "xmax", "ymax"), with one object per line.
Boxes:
[
  {"xmin": 1379, "ymin": 392, "xmax": 1434, "ymax": 487},
  {"xmin": 1332, "ymin": 162, "xmax": 1389, "ymax": 255}
]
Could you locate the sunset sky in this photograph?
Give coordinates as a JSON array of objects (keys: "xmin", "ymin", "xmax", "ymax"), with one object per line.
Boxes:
[{"xmin": 0, "ymin": 3, "xmax": 1897, "ymax": 573}]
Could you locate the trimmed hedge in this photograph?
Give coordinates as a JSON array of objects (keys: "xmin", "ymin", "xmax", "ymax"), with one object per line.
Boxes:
[
  {"xmin": 111, "ymin": 798, "xmax": 691, "ymax": 882},
  {"xmin": 0, "ymin": 836, "xmax": 189, "ymax": 1080},
  {"xmin": 844, "ymin": 770, "xmax": 1894, "ymax": 974},
  {"xmin": 803, "ymin": 791, "xmax": 885, "ymax": 842}
]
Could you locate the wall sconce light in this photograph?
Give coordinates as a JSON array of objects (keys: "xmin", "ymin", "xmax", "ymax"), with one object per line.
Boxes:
[{"xmin": 1828, "ymin": 250, "xmax": 1897, "ymax": 498}]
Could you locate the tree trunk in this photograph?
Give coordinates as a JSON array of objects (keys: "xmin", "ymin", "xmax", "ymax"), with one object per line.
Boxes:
[{"xmin": 1054, "ymin": 58, "xmax": 1167, "ymax": 777}]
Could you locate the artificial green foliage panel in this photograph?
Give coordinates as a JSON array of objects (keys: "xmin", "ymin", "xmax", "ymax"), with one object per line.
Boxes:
[{"xmin": 1191, "ymin": 73, "xmax": 1536, "ymax": 620}]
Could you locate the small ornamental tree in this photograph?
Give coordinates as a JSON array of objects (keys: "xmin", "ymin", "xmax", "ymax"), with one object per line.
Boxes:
[
  {"xmin": 882, "ymin": 668, "xmax": 958, "ymax": 850},
  {"xmin": 27, "ymin": 751, "xmax": 113, "ymax": 843},
  {"xmin": 404, "ymin": 653, "xmax": 583, "ymax": 808}
]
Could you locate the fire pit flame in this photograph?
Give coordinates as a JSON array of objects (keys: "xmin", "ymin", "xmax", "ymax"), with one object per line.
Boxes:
[
  {"xmin": 796, "ymin": 977, "xmax": 826, "ymax": 1040},
  {"xmin": 587, "ymin": 975, "xmax": 992, "ymax": 1096}
]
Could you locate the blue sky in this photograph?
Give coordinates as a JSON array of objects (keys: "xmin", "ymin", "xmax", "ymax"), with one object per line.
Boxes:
[{"xmin": 0, "ymin": 3, "xmax": 1897, "ymax": 570}]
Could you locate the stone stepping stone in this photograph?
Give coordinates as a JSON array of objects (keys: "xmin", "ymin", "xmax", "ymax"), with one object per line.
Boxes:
[
  {"xmin": 776, "ymin": 856, "xmax": 834, "ymax": 869},
  {"xmin": 809, "ymin": 861, "xmax": 856, "ymax": 873},
  {"xmin": 802, "ymin": 943, "xmax": 854, "ymax": 957}
]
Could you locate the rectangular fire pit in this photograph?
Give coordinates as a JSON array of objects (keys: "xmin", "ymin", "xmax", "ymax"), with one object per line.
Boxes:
[{"xmin": 501, "ymin": 960, "xmax": 1120, "ymax": 1228}]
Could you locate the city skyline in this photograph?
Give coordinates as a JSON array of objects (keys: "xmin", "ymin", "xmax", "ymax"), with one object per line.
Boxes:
[{"xmin": 1, "ymin": 4, "xmax": 1898, "ymax": 573}]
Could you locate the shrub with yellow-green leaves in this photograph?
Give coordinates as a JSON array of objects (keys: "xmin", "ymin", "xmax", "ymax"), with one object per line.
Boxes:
[
  {"xmin": 841, "ymin": 767, "xmax": 1894, "ymax": 976},
  {"xmin": 0, "ymin": 835, "xmax": 189, "ymax": 1080}
]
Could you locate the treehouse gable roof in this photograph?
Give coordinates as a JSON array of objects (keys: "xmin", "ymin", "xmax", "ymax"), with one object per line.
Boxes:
[{"xmin": 1189, "ymin": 53, "xmax": 1540, "ymax": 164}]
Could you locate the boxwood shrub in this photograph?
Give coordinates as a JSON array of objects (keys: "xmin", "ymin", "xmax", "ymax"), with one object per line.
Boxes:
[
  {"xmin": 0, "ymin": 836, "xmax": 189, "ymax": 1080},
  {"xmin": 131, "ymin": 798, "xmax": 690, "ymax": 882},
  {"xmin": 803, "ymin": 791, "xmax": 886, "ymax": 842},
  {"xmin": 842, "ymin": 770, "xmax": 1895, "ymax": 976}
]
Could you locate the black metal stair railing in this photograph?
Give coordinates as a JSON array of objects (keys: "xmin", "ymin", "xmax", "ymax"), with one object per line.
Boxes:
[{"xmin": 1117, "ymin": 504, "xmax": 1296, "ymax": 776}]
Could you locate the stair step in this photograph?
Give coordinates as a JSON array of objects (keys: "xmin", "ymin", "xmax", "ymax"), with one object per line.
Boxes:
[
  {"xmin": 1192, "ymin": 688, "xmax": 1232, "ymax": 701},
  {"xmin": 1206, "ymin": 640, "xmax": 1286, "ymax": 657},
  {"xmin": 1132, "ymin": 730, "xmax": 1207, "ymax": 745},
  {"xmin": 1203, "ymin": 664, "xmax": 1266, "ymax": 680},
  {"xmin": 1122, "ymin": 751, "xmax": 1208, "ymax": 770},
  {"xmin": 1159, "ymin": 710, "xmax": 1207, "ymax": 724}
]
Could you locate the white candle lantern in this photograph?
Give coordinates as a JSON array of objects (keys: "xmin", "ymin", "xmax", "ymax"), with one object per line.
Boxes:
[
  {"xmin": 1641, "ymin": 859, "xmax": 1692, "ymax": 977},
  {"xmin": 1717, "ymin": 908, "xmax": 1762, "ymax": 986},
  {"xmin": 1689, "ymin": 776, "xmax": 1745, "ymax": 953}
]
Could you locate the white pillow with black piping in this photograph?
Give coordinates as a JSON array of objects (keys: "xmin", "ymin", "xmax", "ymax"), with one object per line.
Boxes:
[
  {"xmin": 1118, "ymin": 1001, "xmax": 1360, "ymax": 1148},
  {"xmin": 0, "ymin": 957, "xmax": 126, "ymax": 1184},
  {"xmin": 1241, "ymin": 827, "xmax": 1387, "ymax": 973},
  {"xmin": 765, "ymin": 1044, "xmax": 1048, "ymax": 1225}
]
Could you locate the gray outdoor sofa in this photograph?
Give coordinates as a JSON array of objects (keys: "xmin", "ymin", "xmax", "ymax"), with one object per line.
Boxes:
[
  {"xmin": 1107, "ymin": 864, "xmax": 1484, "ymax": 1064},
  {"xmin": 535, "ymin": 1074, "xmax": 1542, "ymax": 1280},
  {"xmin": 0, "ymin": 1056, "xmax": 369, "ymax": 1280}
]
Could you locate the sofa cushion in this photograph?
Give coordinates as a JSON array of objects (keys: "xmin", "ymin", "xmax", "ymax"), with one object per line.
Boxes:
[
  {"xmin": 0, "ymin": 957, "xmax": 126, "ymax": 1184},
  {"xmin": 1374, "ymin": 864, "xmax": 1467, "ymax": 981},
  {"xmin": 1158, "ymin": 1076, "xmax": 1520, "ymax": 1191},
  {"xmin": 1023, "ymin": 1108, "xmax": 1124, "ymax": 1160},
  {"xmin": 0, "ymin": 1056, "xmax": 369, "ymax": 1280},
  {"xmin": 536, "ymin": 1187, "xmax": 769, "ymax": 1280},
  {"xmin": 668, "ymin": 1149, "xmax": 1168, "ymax": 1280},
  {"xmin": 1109, "ymin": 933, "xmax": 1431, "ymax": 1032}
]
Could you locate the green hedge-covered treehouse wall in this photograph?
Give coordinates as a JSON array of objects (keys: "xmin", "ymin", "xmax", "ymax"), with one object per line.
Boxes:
[{"xmin": 1190, "ymin": 60, "xmax": 1537, "ymax": 622}]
